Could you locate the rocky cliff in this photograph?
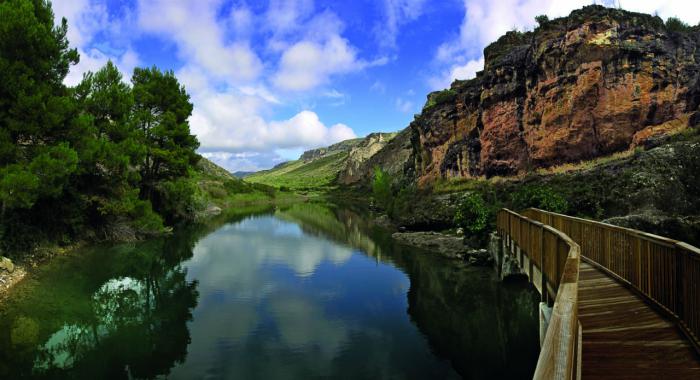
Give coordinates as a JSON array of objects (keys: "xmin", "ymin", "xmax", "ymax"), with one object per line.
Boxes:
[
  {"xmin": 299, "ymin": 138, "xmax": 363, "ymax": 163},
  {"xmin": 338, "ymin": 132, "xmax": 401, "ymax": 184},
  {"xmin": 410, "ymin": 5, "xmax": 700, "ymax": 184}
]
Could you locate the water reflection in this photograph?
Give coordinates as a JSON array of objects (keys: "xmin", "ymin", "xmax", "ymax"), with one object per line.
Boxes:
[{"xmin": 0, "ymin": 203, "xmax": 539, "ymax": 379}]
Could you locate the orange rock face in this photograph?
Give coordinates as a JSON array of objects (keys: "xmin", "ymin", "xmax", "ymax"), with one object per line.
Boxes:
[{"xmin": 410, "ymin": 5, "xmax": 700, "ymax": 182}]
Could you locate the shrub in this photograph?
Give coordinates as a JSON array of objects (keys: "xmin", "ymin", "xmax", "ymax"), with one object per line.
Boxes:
[
  {"xmin": 454, "ymin": 192, "xmax": 491, "ymax": 235},
  {"xmin": 535, "ymin": 14, "xmax": 549, "ymax": 27},
  {"xmin": 665, "ymin": 17, "xmax": 690, "ymax": 32},
  {"xmin": 372, "ymin": 166, "xmax": 393, "ymax": 210},
  {"xmin": 423, "ymin": 89, "xmax": 457, "ymax": 110},
  {"xmin": 511, "ymin": 185, "xmax": 568, "ymax": 213}
]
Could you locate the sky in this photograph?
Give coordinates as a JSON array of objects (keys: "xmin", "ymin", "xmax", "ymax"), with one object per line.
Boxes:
[{"xmin": 52, "ymin": 0, "xmax": 700, "ymax": 172}]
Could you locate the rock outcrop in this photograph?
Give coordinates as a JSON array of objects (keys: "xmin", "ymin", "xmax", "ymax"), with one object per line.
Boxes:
[
  {"xmin": 299, "ymin": 138, "xmax": 363, "ymax": 163},
  {"xmin": 338, "ymin": 132, "xmax": 403, "ymax": 184},
  {"xmin": 410, "ymin": 5, "xmax": 700, "ymax": 183}
]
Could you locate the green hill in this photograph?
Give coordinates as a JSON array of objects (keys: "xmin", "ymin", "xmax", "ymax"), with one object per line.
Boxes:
[
  {"xmin": 246, "ymin": 133, "xmax": 398, "ymax": 191},
  {"xmin": 246, "ymin": 151, "xmax": 349, "ymax": 191}
]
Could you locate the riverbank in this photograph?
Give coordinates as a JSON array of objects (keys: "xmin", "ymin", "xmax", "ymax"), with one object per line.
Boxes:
[{"xmin": 0, "ymin": 194, "xmax": 317, "ymax": 301}]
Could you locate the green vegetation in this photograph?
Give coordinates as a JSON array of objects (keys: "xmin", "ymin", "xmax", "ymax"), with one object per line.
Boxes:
[
  {"xmin": 246, "ymin": 152, "xmax": 349, "ymax": 191},
  {"xmin": 535, "ymin": 14, "xmax": 549, "ymax": 27},
  {"xmin": 423, "ymin": 89, "xmax": 457, "ymax": 110},
  {"xmin": 454, "ymin": 193, "xmax": 491, "ymax": 239},
  {"xmin": 510, "ymin": 185, "xmax": 568, "ymax": 214},
  {"xmin": 372, "ymin": 166, "xmax": 392, "ymax": 210},
  {"xmin": 0, "ymin": 0, "xmax": 272, "ymax": 257},
  {"xmin": 665, "ymin": 16, "xmax": 691, "ymax": 32}
]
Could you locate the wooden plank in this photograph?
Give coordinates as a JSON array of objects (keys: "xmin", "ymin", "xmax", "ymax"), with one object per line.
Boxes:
[{"xmin": 578, "ymin": 261, "xmax": 700, "ymax": 379}]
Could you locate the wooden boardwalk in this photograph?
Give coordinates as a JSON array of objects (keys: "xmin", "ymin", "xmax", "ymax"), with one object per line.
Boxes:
[
  {"xmin": 497, "ymin": 208, "xmax": 700, "ymax": 379},
  {"xmin": 578, "ymin": 261, "xmax": 700, "ymax": 379}
]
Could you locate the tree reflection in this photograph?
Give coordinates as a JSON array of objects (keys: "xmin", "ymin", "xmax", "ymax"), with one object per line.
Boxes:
[{"xmin": 0, "ymin": 226, "xmax": 205, "ymax": 379}]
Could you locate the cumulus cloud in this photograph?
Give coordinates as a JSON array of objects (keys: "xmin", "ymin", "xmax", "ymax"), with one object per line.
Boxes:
[
  {"xmin": 273, "ymin": 35, "xmax": 364, "ymax": 91},
  {"xmin": 377, "ymin": 0, "xmax": 427, "ymax": 49},
  {"xmin": 191, "ymin": 89, "xmax": 355, "ymax": 154},
  {"xmin": 431, "ymin": 0, "xmax": 700, "ymax": 89},
  {"xmin": 136, "ymin": 0, "xmax": 262, "ymax": 83},
  {"xmin": 53, "ymin": 0, "xmax": 139, "ymax": 85},
  {"xmin": 429, "ymin": 56, "xmax": 484, "ymax": 90}
]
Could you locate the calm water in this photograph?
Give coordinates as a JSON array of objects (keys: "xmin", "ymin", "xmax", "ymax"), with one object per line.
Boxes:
[{"xmin": 0, "ymin": 203, "xmax": 540, "ymax": 379}]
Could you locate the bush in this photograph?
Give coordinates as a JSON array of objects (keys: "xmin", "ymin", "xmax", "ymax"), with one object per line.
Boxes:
[
  {"xmin": 454, "ymin": 193, "xmax": 491, "ymax": 235},
  {"xmin": 372, "ymin": 166, "xmax": 392, "ymax": 210},
  {"xmin": 665, "ymin": 17, "xmax": 690, "ymax": 32},
  {"xmin": 156, "ymin": 178, "xmax": 197, "ymax": 223},
  {"xmin": 511, "ymin": 185, "xmax": 568, "ymax": 213},
  {"xmin": 423, "ymin": 89, "xmax": 457, "ymax": 110},
  {"xmin": 535, "ymin": 14, "xmax": 549, "ymax": 27}
]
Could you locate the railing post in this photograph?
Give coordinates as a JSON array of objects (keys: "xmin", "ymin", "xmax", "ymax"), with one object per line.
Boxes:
[
  {"xmin": 540, "ymin": 226, "xmax": 547, "ymax": 304},
  {"xmin": 676, "ymin": 245, "xmax": 684, "ymax": 319}
]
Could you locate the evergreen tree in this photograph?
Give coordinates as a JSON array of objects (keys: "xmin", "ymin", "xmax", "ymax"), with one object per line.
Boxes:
[
  {"xmin": 0, "ymin": 0, "xmax": 79, "ymax": 224},
  {"xmin": 74, "ymin": 61, "xmax": 161, "ymax": 232},
  {"xmin": 131, "ymin": 67, "xmax": 200, "ymax": 221}
]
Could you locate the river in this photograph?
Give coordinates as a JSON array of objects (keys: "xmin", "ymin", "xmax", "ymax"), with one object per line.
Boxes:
[{"xmin": 0, "ymin": 203, "xmax": 540, "ymax": 379}]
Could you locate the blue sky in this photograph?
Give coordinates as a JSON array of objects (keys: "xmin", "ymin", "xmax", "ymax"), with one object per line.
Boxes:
[{"xmin": 53, "ymin": 0, "xmax": 700, "ymax": 172}]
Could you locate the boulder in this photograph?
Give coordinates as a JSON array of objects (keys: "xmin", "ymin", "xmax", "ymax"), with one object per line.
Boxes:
[
  {"xmin": 0, "ymin": 256, "xmax": 14, "ymax": 273},
  {"xmin": 392, "ymin": 231, "xmax": 467, "ymax": 259}
]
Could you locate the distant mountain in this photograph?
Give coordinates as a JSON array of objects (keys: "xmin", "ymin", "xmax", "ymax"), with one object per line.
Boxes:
[
  {"xmin": 245, "ymin": 133, "xmax": 396, "ymax": 190},
  {"xmin": 233, "ymin": 171, "xmax": 255, "ymax": 178}
]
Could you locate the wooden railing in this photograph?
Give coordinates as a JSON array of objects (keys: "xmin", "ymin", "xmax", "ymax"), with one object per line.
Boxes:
[
  {"xmin": 497, "ymin": 209, "xmax": 582, "ymax": 380},
  {"xmin": 521, "ymin": 208, "xmax": 700, "ymax": 353}
]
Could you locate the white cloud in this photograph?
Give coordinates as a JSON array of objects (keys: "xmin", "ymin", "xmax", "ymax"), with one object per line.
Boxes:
[
  {"xmin": 64, "ymin": 48, "xmax": 140, "ymax": 86},
  {"xmin": 395, "ymin": 98, "xmax": 415, "ymax": 113},
  {"xmin": 136, "ymin": 0, "xmax": 262, "ymax": 83},
  {"xmin": 273, "ymin": 35, "xmax": 364, "ymax": 91},
  {"xmin": 377, "ymin": 0, "xmax": 427, "ymax": 49},
  {"xmin": 429, "ymin": 56, "xmax": 484, "ymax": 90},
  {"xmin": 54, "ymin": 0, "xmax": 139, "ymax": 85},
  {"xmin": 190, "ymin": 88, "xmax": 356, "ymax": 156}
]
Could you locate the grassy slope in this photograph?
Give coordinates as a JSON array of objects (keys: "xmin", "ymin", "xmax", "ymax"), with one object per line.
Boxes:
[
  {"xmin": 245, "ymin": 152, "xmax": 349, "ymax": 191},
  {"xmin": 193, "ymin": 157, "xmax": 302, "ymax": 212}
]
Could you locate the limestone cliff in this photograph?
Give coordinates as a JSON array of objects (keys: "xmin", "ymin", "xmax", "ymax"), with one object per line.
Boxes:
[
  {"xmin": 411, "ymin": 5, "xmax": 700, "ymax": 183},
  {"xmin": 338, "ymin": 132, "xmax": 400, "ymax": 184}
]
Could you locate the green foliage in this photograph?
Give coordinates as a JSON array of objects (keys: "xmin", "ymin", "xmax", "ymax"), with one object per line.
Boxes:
[
  {"xmin": 156, "ymin": 178, "xmax": 197, "ymax": 224},
  {"xmin": 424, "ymin": 89, "xmax": 457, "ymax": 110},
  {"xmin": 0, "ymin": 165, "xmax": 39, "ymax": 210},
  {"xmin": 510, "ymin": 185, "xmax": 568, "ymax": 213},
  {"xmin": 535, "ymin": 14, "xmax": 549, "ymax": 26},
  {"xmin": 665, "ymin": 17, "xmax": 690, "ymax": 32},
  {"xmin": 132, "ymin": 66, "xmax": 199, "ymax": 197},
  {"xmin": 372, "ymin": 166, "xmax": 392, "ymax": 210},
  {"xmin": 0, "ymin": 0, "xmax": 207, "ymax": 255},
  {"xmin": 454, "ymin": 193, "xmax": 491, "ymax": 234}
]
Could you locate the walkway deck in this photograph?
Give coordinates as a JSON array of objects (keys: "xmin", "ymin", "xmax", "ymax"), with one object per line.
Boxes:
[{"xmin": 578, "ymin": 261, "xmax": 700, "ymax": 379}]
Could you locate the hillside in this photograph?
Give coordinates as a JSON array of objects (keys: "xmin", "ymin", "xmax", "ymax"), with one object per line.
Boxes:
[
  {"xmin": 246, "ymin": 133, "xmax": 396, "ymax": 190},
  {"xmin": 192, "ymin": 157, "xmax": 281, "ymax": 214}
]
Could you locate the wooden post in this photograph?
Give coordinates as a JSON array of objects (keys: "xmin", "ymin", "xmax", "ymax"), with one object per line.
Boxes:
[
  {"xmin": 540, "ymin": 226, "xmax": 547, "ymax": 304},
  {"xmin": 675, "ymin": 245, "xmax": 684, "ymax": 319}
]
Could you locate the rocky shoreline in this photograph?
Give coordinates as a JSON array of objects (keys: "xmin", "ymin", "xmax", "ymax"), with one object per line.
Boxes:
[{"xmin": 391, "ymin": 231, "xmax": 492, "ymax": 265}]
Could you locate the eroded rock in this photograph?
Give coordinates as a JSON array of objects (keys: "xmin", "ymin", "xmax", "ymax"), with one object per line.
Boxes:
[{"xmin": 410, "ymin": 5, "xmax": 700, "ymax": 182}]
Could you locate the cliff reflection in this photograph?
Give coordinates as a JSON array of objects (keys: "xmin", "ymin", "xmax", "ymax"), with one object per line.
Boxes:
[{"xmin": 277, "ymin": 202, "xmax": 541, "ymax": 379}]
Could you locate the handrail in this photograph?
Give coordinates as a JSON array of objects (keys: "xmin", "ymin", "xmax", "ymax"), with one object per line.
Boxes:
[
  {"xmin": 522, "ymin": 208, "xmax": 700, "ymax": 353},
  {"xmin": 497, "ymin": 209, "xmax": 581, "ymax": 380}
]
